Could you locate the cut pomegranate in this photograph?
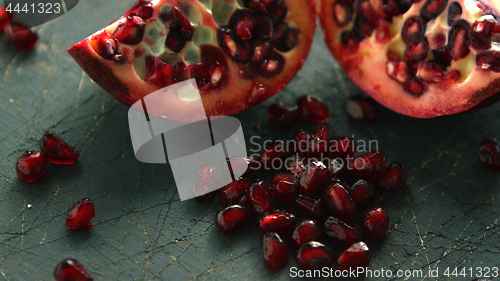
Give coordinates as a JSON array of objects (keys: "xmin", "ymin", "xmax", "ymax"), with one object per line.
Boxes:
[
  {"xmin": 263, "ymin": 232, "xmax": 289, "ymax": 270},
  {"xmin": 15, "ymin": 150, "xmax": 48, "ymax": 183},
  {"xmin": 267, "ymin": 103, "xmax": 299, "ymax": 131},
  {"xmin": 320, "ymin": 0, "xmax": 500, "ymax": 118},
  {"xmin": 271, "ymin": 173, "xmax": 300, "ymax": 203},
  {"xmin": 5, "ymin": 23, "xmax": 38, "ymax": 50},
  {"xmin": 379, "ymin": 162, "xmax": 408, "ymax": 191},
  {"xmin": 68, "ymin": 0, "xmax": 316, "ymax": 121},
  {"xmin": 193, "ymin": 165, "xmax": 221, "ymax": 202},
  {"xmin": 296, "ymin": 241, "xmax": 334, "ymax": 270},
  {"xmin": 40, "ymin": 131, "xmax": 80, "ymax": 165},
  {"xmin": 216, "ymin": 205, "xmax": 251, "ymax": 234},
  {"xmin": 361, "ymin": 206, "xmax": 390, "ymax": 240},
  {"xmin": 351, "ymin": 179, "xmax": 375, "ymax": 207},
  {"xmin": 66, "ymin": 198, "xmax": 95, "ymax": 231},
  {"xmin": 292, "ymin": 220, "xmax": 322, "ymax": 248},
  {"xmin": 300, "ymin": 160, "xmax": 331, "ymax": 196},
  {"xmin": 248, "ymin": 180, "xmax": 273, "ymax": 214},
  {"xmin": 324, "ymin": 216, "xmax": 361, "ymax": 246},
  {"xmin": 258, "ymin": 210, "xmax": 297, "ymax": 233},
  {"xmin": 297, "ymin": 95, "xmax": 330, "ymax": 123},
  {"xmin": 349, "ymin": 150, "xmax": 387, "ymax": 180},
  {"xmin": 345, "ymin": 95, "xmax": 380, "ymax": 123},
  {"xmin": 219, "ymin": 178, "xmax": 252, "ymax": 207},
  {"xmin": 53, "ymin": 258, "xmax": 93, "ymax": 281},
  {"xmin": 478, "ymin": 139, "xmax": 500, "ymax": 171},
  {"xmin": 335, "ymin": 241, "xmax": 372, "ymax": 271},
  {"xmin": 324, "ymin": 181, "xmax": 357, "ymax": 221}
]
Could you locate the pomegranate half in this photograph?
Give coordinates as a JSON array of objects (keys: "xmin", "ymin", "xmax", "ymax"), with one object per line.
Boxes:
[
  {"xmin": 320, "ymin": 0, "xmax": 500, "ymax": 118},
  {"xmin": 68, "ymin": 0, "xmax": 316, "ymax": 121}
]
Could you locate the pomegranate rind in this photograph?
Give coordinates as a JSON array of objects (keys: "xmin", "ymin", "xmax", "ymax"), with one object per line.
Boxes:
[
  {"xmin": 68, "ymin": 0, "xmax": 316, "ymax": 121},
  {"xmin": 319, "ymin": 0, "xmax": 500, "ymax": 118}
]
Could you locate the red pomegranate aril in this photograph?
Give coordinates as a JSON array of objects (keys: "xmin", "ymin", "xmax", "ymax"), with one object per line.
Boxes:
[
  {"xmin": 252, "ymin": 42, "xmax": 273, "ymax": 63},
  {"xmin": 417, "ymin": 61, "xmax": 445, "ymax": 83},
  {"xmin": 6, "ymin": 23, "xmax": 38, "ymax": 50},
  {"xmin": 236, "ymin": 16, "xmax": 255, "ymax": 40},
  {"xmin": 471, "ymin": 19, "xmax": 495, "ymax": 51},
  {"xmin": 226, "ymin": 156, "xmax": 259, "ymax": 178},
  {"xmin": 0, "ymin": 6, "xmax": 10, "ymax": 33},
  {"xmin": 145, "ymin": 56, "xmax": 172, "ymax": 87},
  {"xmin": 308, "ymin": 125, "xmax": 330, "ymax": 159},
  {"xmin": 271, "ymin": 173, "xmax": 300, "ymax": 203},
  {"xmin": 333, "ymin": 1, "xmax": 354, "ymax": 26},
  {"xmin": 258, "ymin": 210, "xmax": 297, "ymax": 233},
  {"xmin": 447, "ymin": 19, "xmax": 472, "ymax": 61},
  {"xmin": 351, "ymin": 179, "xmax": 375, "ymax": 207},
  {"xmin": 287, "ymin": 156, "xmax": 306, "ymax": 178},
  {"xmin": 113, "ymin": 15, "xmax": 145, "ymax": 45},
  {"xmin": 379, "ymin": 162, "xmax": 408, "ymax": 191},
  {"xmin": 345, "ymin": 95, "xmax": 380, "ymax": 123},
  {"xmin": 296, "ymin": 241, "xmax": 334, "ymax": 270},
  {"xmin": 349, "ymin": 150, "xmax": 387, "ymax": 180},
  {"xmin": 166, "ymin": 30, "xmax": 185, "ymax": 53},
  {"xmin": 361, "ymin": 206, "xmax": 390, "ymax": 240},
  {"xmin": 300, "ymin": 160, "xmax": 331, "ymax": 196},
  {"xmin": 219, "ymin": 178, "xmax": 251, "ymax": 207},
  {"xmin": 295, "ymin": 194, "xmax": 325, "ymax": 218},
  {"xmin": 216, "ymin": 205, "xmax": 251, "ymax": 234},
  {"xmin": 171, "ymin": 61, "xmax": 189, "ymax": 83},
  {"xmin": 40, "ymin": 131, "xmax": 80, "ymax": 165},
  {"xmin": 261, "ymin": 140, "xmax": 288, "ymax": 170},
  {"xmin": 387, "ymin": 60, "xmax": 411, "ymax": 84},
  {"xmin": 476, "ymin": 50, "xmax": 500, "ymax": 72},
  {"xmin": 297, "ymin": 95, "xmax": 329, "ymax": 123},
  {"xmin": 15, "ymin": 150, "xmax": 48, "ymax": 183},
  {"xmin": 267, "ymin": 103, "xmax": 299, "ymax": 131},
  {"xmin": 336, "ymin": 241, "xmax": 372, "ymax": 271},
  {"xmin": 263, "ymin": 232, "xmax": 289, "ymax": 270},
  {"xmin": 329, "ymin": 136, "xmax": 356, "ymax": 158},
  {"xmin": 404, "ymin": 76, "xmax": 426, "ymax": 96},
  {"xmin": 404, "ymin": 37, "xmax": 429, "ymax": 62},
  {"xmin": 193, "ymin": 165, "xmax": 221, "ymax": 200},
  {"xmin": 447, "ymin": 2, "xmax": 462, "ymax": 26},
  {"xmin": 420, "ymin": 0, "xmax": 448, "ymax": 22},
  {"xmin": 261, "ymin": 52, "xmax": 285, "ymax": 78},
  {"xmin": 478, "ymin": 139, "xmax": 500, "ymax": 171},
  {"xmin": 401, "ymin": 16, "xmax": 426, "ymax": 44},
  {"xmin": 127, "ymin": 0, "xmax": 154, "ymax": 20},
  {"xmin": 248, "ymin": 180, "xmax": 273, "ymax": 214},
  {"xmin": 66, "ymin": 198, "xmax": 95, "ymax": 231},
  {"xmin": 266, "ymin": 0, "xmax": 288, "ymax": 25},
  {"xmin": 292, "ymin": 220, "xmax": 322, "ymax": 248},
  {"xmin": 293, "ymin": 129, "xmax": 309, "ymax": 156},
  {"xmin": 324, "ymin": 181, "xmax": 356, "ymax": 221},
  {"xmin": 53, "ymin": 258, "xmax": 93, "ymax": 281},
  {"xmin": 324, "ymin": 216, "xmax": 361, "ymax": 246},
  {"xmin": 97, "ymin": 32, "xmax": 122, "ymax": 61},
  {"xmin": 272, "ymin": 23, "xmax": 299, "ymax": 52}
]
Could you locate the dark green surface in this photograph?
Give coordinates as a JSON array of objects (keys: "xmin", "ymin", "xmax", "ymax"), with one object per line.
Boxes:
[{"xmin": 1, "ymin": 1, "xmax": 500, "ymax": 280}]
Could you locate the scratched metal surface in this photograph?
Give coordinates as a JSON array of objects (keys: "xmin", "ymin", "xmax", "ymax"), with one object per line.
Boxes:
[{"xmin": 0, "ymin": 1, "xmax": 499, "ymax": 280}]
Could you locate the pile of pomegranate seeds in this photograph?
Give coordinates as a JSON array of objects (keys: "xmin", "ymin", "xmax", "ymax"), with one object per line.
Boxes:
[
  {"xmin": 15, "ymin": 132, "xmax": 79, "ymax": 182},
  {"xmin": 53, "ymin": 258, "xmax": 93, "ymax": 281},
  {"xmin": 267, "ymin": 95, "xmax": 329, "ymax": 131},
  {"xmin": 0, "ymin": 6, "xmax": 38, "ymax": 50},
  {"xmin": 66, "ymin": 198, "xmax": 96, "ymax": 231}
]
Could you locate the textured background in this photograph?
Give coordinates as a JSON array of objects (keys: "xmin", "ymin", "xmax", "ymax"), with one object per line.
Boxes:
[{"xmin": 0, "ymin": 0, "xmax": 500, "ymax": 280}]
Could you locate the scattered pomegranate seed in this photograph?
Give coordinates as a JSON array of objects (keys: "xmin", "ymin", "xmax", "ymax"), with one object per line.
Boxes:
[
  {"xmin": 297, "ymin": 95, "xmax": 329, "ymax": 123},
  {"xmin": 361, "ymin": 206, "xmax": 389, "ymax": 240},
  {"xmin": 66, "ymin": 198, "xmax": 95, "ymax": 231},
  {"xmin": 324, "ymin": 217, "xmax": 361, "ymax": 246},
  {"xmin": 248, "ymin": 180, "xmax": 273, "ymax": 214},
  {"xmin": 219, "ymin": 178, "xmax": 252, "ymax": 207},
  {"xmin": 329, "ymin": 136, "xmax": 356, "ymax": 158},
  {"xmin": 261, "ymin": 140, "xmax": 289, "ymax": 170},
  {"xmin": 262, "ymin": 232, "xmax": 289, "ymax": 270},
  {"xmin": 478, "ymin": 139, "xmax": 500, "ymax": 171},
  {"xmin": 293, "ymin": 129, "xmax": 309, "ymax": 156},
  {"xmin": 258, "ymin": 210, "xmax": 297, "ymax": 233},
  {"xmin": 267, "ymin": 103, "xmax": 299, "ymax": 131},
  {"xmin": 40, "ymin": 131, "xmax": 80, "ymax": 165},
  {"xmin": 296, "ymin": 241, "xmax": 334, "ymax": 270},
  {"xmin": 193, "ymin": 165, "xmax": 221, "ymax": 202},
  {"xmin": 349, "ymin": 150, "xmax": 387, "ymax": 180},
  {"xmin": 0, "ymin": 6, "xmax": 10, "ymax": 33},
  {"xmin": 351, "ymin": 179, "xmax": 375, "ymax": 208},
  {"xmin": 5, "ymin": 23, "xmax": 38, "ymax": 50},
  {"xmin": 216, "ymin": 205, "xmax": 251, "ymax": 235},
  {"xmin": 292, "ymin": 220, "xmax": 322, "ymax": 248},
  {"xmin": 227, "ymin": 156, "xmax": 259, "ymax": 177},
  {"xmin": 324, "ymin": 181, "xmax": 357, "ymax": 221},
  {"xmin": 307, "ymin": 125, "xmax": 330, "ymax": 159},
  {"xmin": 15, "ymin": 150, "xmax": 48, "ymax": 183},
  {"xmin": 294, "ymin": 195, "xmax": 325, "ymax": 218},
  {"xmin": 53, "ymin": 258, "xmax": 93, "ymax": 281},
  {"xmin": 379, "ymin": 162, "xmax": 408, "ymax": 191},
  {"xmin": 300, "ymin": 160, "xmax": 331, "ymax": 196},
  {"xmin": 336, "ymin": 241, "xmax": 372, "ymax": 271},
  {"xmin": 271, "ymin": 173, "xmax": 300, "ymax": 203},
  {"xmin": 345, "ymin": 95, "xmax": 380, "ymax": 123}
]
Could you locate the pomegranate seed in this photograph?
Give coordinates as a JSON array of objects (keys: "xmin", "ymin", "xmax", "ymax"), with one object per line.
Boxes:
[
  {"xmin": 40, "ymin": 131, "xmax": 79, "ymax": 165},
  {"xmin": 258, "ymin": 210, "xmax": 297, "ymax": 233},
  {"xmin": 252, "ymin": 41, "xmax": 273, "ymax": 63},
  {"xmin": 447, "ymin": 20, "xmax": 472, "ymax": 61},
  {"xmin": 5, "ymin": 23, "xmax": 38, "ymax": 50},
  {"xmin": 325, "ymin": 217, "xmax": 361, "ymax": 246},
  {"xmin": 417, "ymin": 61, "xmax": 445, "ymax": 83},
  {"xmin": 66, "ymin": 198, "xmax": 95, "ymax": 231},
  {"xmin": 297, "ymin": 95, "xmax": 329, "ymax": 123},
  {"xmin": 226, "ymin": 156, "xmax": 259, "ymax": 178},
  {"xmin": 172, "ymin": 7, "xmax": 194, "ymax": 40},
  {"xmin": 15, "ymin": 150, "xmax": 48, "ymax": 183},
  {"xmin": 262, "ymin": 232, "xmax": 289, "ymax": 270},
  {"xmin": 404, "ymin": 37, "xmax": 429, "ymax": 62},
  {"xmin": 248, "ymin": 180, "xmax": 273, "ymax": 214},
  {"xmin": 193, "ymin": 165, "xmax": 221, "ymax": 202},
  {"xmin": 336, "ymin": 241, "xmax": 372, "ymax": 271},
  {"xmin": 261, "ymin": 140, "xmax": 289, "ymax": 170},
  {"xmin": 379, "ymin": 162, "xmax": 408, "ymax": 191},
  {"xmin": 127, "ymin": 0, "xmax": 154, "ymax": 20},
  {"xmin": 387, "ymin": 60, "xmax": 411, "ymax": 84},
  {"xmin": 97, "ymin": 31, "xmax": 122, "ymax": 61},
  {"xmin": 324, "ymin": 181, "xmax": 357, "ymax": 221},
  {"xmin": 345, "ymin": 95, "xmax": 380, "ymax": 123},
  {"xmin": 471, "ymin": 19, "xmax": 495, "ymax": 51},
  {"xmin": 271, "ymin": 173, "xmax": 300, "ymax": 203},
  {"xmin": 361, "ymin": 206, "xmax": 389, "ymax": 240},
  {"xmin": 0, "ymin": 6, "xmax": 10, "ymax": 33},
  {"xmin": 219, "ymin": 178, "xmax": 252, "ymax": 207},
  {"xmin": 349, "ymin": 150, "xmax": 387, "ymax": 180},
  {"xmin": 166, "ymin": 30, "xmax": 185, "ymax": 52},
  {"xmin": 447, "ymin": 2, "xmax": 462, "ymax": 26},
  {"xmin": 113, "ymin": 15, "xmax": 146, "ymax": 45},
  {"xmin": 216, "ymin": 205, "xmax": 251, "ymax": 234},
  {"xmin": 287, "ymin": 156, "xmax": 306, "ymax": 179},
  {"xmin": 420, "ymin": 0, "xmax": 448, "ymax": 22},
  {"xmin": 267, "ymin": 103, "xmax": 299, "ymax": 131},
  {"xmin": 266, "ymin": 0, "xmax": 288, "ymax": 25},
  {"xmin": 272, "ymin": 23, "xmax": 299, "ymax": 52},
  {"xmin": 329, "ymin": 136, "xmax": 356, "ymax": 158},
  {"xmin": 478, "ymin": 139, "xmax": 500, "ymax": 171},
  {"xmin": 171, "ymin": 61, "xmax": 189, "ymax": 83},
  {"xmin": 295, "ymin": 195, "xmax": 325, "ymax": 218},
  {"xmin": 145, "ymin": 56, "xmax": 172, "ymax": 87},
  {"xmin": 300, "ymin": 160, "xmax": 331, "ymax": 196},
  {"xmin": 401, "ymin": 16, "xmax": 426, "ymax": 44},
  {"xmin": 404, "ymin": 76, "xmax": 426, "ymax": 96},
  {"xmin": 296, "ymin": 241, "xmax": 334, "ymax": 270},
  {"xmin": 307, "ymin": 125, "xmax": 330, "ymax": 159},
  {"xmin": 261, "ymin": 52, "xmax": 285, "ymax": 78},
  {"xmin": 292, "ymin": 220, "xmax": 322, "ymax": 248},
  {"xmin": 293, "ymin": 129, "xmax": 309, "ymax": 156},
  {"xmin": 333, "ymin": 1, "xmax": 354, "ymax": 27},
  {"xmin": 351, "ymin": 179, "xmax": 375, "ymax": 207},
  {"xmin": 53, "ymin": 258, "xmax": 93, "ymax": 281},
  {"xmin": 236, "ymin": 16, "xmax": 255, "ymax": 40},
  {"xmin": 476, "ymin": 50, "xmax": 500, "ymax": 72}
]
